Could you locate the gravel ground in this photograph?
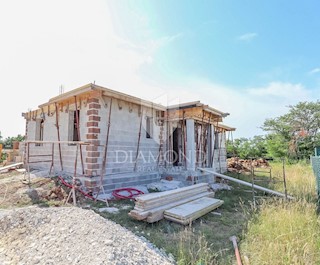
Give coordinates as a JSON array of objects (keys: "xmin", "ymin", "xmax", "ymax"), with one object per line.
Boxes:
[{"xmin": 0, "ymin": 207, "xmax": 174, "ymax": 265}]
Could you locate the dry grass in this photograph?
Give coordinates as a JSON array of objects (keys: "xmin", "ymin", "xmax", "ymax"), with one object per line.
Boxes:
[
  {"xmin": 177, "ymin": 230, "xmax": 218, "ymax": 265},
  {"xmin": 240, "ymin": 162, "xmax": 320, "ymax": 265},
  {"xmin": 271, "ymin": 161, "xmax": 317, "ymax": 200},
  {"xmin": 241, "ymin": 199, "xmax": 320, "ymax": 265}
]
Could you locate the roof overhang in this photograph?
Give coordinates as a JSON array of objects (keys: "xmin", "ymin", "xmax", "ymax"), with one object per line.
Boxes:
[
  {"xmin": 38, "ymin": 83, "xmax": 166, "ymax": 111},
  {"xmin": 216, "ymin": 123, "xmax": 236, "ymax": 131},
  {"xmin": 167, "ymin": 101, "xmax": 229, "ymax": 118}
]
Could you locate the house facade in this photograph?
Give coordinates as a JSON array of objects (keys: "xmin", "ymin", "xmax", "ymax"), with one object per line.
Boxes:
[{"xmin": 22, "ymin": 83, "xmax": 235, "ymax": 193}]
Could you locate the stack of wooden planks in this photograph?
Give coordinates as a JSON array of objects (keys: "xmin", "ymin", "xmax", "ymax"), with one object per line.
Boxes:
[
  {"xmin": 164, "ymin": 197, "xmax": 223, "ymax": 225},
  {"xmin": 129, "ymin": 183, "xmax": 216, "ymax": 223}
]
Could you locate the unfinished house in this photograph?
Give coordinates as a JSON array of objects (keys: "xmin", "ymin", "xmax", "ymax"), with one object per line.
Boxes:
[{"xmin": 22, "ymin": 83, "xmax": 235, "ymax": 194}]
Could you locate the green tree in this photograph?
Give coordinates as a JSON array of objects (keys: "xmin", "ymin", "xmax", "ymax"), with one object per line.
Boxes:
[
  {"xmin": 227, "ymin": 136, "xmax": 268, "ymax": 159},
  {"xmin": 262, "ymin": 101, "xmax": 320, "ymax": 159},
  {"xmin": 265, "ymin": 134, "xmax": 288, "ymax": 158},
  {"xmin": 2, "ymin": 134, "xmax": 25, "ymax": 149}
]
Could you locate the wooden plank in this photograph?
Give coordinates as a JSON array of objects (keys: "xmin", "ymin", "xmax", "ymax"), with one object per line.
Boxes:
[
  {"xmin": 0, "ymin": 162, "xmax": 23, "ymax": 172},
  {"xmin": 164, "ymin": 197, "xmax": 223, "ymax": 225},
  {"xmin": 134, "ymin": 186, "xmax": 209, "ymax": 210},
  {"xmin": 146, "ymin": 192, "xmax": 215, "ymax": 223},
  {"xmin": 166, "ymin": 107, "xmax": 222, "ymax": 123},
  {"xmin": 25, "ymin": 140, "xmax": 91, "ymax": 145},
  {"xmin": 164, "ymin": 197, "xmax": 223, "ymax": 219},
  {"xmin": 135, "ymin": 183, "xmax": 209, "ymax": 202},
  {"xmin": 129, "ymin": 191, "xmax": 215, "ymax": 222}
]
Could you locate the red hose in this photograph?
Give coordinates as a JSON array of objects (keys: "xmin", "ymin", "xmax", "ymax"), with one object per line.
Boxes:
[
  {"xmin": 112, "ymin": 188, "xmax": 144, "ymax": 199},
  {"xmin": 58, "ymin": 176, "xmax": 144, "ymax": 201}
]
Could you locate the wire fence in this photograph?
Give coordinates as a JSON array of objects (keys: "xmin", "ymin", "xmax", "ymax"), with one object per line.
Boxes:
[{"xmin": 311, "ymin": 156, "xmax": 320, "ymax": 198}]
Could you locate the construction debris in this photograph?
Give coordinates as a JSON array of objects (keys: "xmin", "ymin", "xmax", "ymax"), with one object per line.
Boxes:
[
  {"xmin": 147, "ymin": 180, "xmax": 183, "ymax": 192},
  {"xmin": 0, "ymin": 207, "xmax": 173, "ymax": 265},
  {"xmin": 45, "ymin": 186, "xmax": 67, "ymax": 201},
  {"xmin": 129, "ymin": 183, "xmax": 215, "ymax": 223},
  {"xmin": 98, "ymin": 207, "xmax": 120, "ymax": 214},
  {"xmin": 227, "ymin": 157, "xmax": 270, "ymax": 172},
  {"xmin": 0, "ymin": 162, "xmax": 23, "ymax": 173},
  {"xmin": 164, "ymin": 197, "xmax": 223, "ymax": 225},
  {"xmin": 211, "ymin": 183, "xmax": 232, "ymax": 191}
]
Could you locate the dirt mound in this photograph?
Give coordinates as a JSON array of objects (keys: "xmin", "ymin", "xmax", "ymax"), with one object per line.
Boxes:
[{"xmin": 0, "ymin": 207, "xmax": 173, "ymax": 265}]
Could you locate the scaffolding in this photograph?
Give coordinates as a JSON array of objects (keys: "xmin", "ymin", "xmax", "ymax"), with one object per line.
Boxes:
[{"xmin": 24, "ymin": 140, "xmax": 92, "ymax": 206}]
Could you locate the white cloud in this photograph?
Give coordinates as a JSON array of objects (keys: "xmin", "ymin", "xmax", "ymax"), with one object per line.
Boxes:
[
  {"xmin": 247, "ymin": 82, "xmax": 309, "ymax": 99},
  {"xmin": 0, "ymin": 0, "xmax": 180, "ymax": 138},
  {"xmin": 309, "ymin": 68, "xmax": 320, "ymax": 75},
  {"xmin": 237, "ymin": 32, "xmax": 258, "ymax": 42},
  {"xmin": 152, "ymin": 80, "xmax": 312, "ymax": 138}
]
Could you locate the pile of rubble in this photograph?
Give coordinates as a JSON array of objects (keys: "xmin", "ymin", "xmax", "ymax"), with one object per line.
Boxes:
[
  {"xmin": 227, "ymin": 157, "xmax": 270, "ymax": 173},
  {"xmin": 0, "ymin": 207, "xmax": 173, "ymax": 265}
]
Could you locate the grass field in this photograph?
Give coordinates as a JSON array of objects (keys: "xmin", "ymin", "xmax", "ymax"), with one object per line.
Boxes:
[
  {"xmin": 96, "ymin": 161, "xmax": 320, "ymax": 264},
  {"xmin": 1, "ymin": 161, "xmax": 318, "ymax": 264},
  {"xmin": 240, "ymin": 161, "xmax": 320, "ymax": 265}
]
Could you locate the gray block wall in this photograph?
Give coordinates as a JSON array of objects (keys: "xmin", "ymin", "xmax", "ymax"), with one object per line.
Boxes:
[
  {"xmin": 26, "ymin": 102, "xmax": 89, "ymax": 175},
  {"xmin": 98, "ymin": 97, "xmax": 165, "ymax": 175}
]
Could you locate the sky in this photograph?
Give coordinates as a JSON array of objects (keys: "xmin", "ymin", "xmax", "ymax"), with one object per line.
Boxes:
[{"xmin": 0, "ymin": 0, "xmax": 319, "ymax": 139}]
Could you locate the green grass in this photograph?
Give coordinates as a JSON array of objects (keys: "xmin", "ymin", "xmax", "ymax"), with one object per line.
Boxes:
[
  {"xmin": 271, "ymin": 161, "xmax": 317, "ymax": 201},
  {"xmin": 83, "ymin": 161, "xmax": 320, "ymax": 264},
  {"xmin": 240, "ymin": 198, "xmax": 320, "ymax": 265},
  {"xmin": 240, "ymin": 161, "xmax": 320, "ymax": 265},
  {"xmin": 91, "ymin": 183, "xmax": 254, "ymax": 265}
]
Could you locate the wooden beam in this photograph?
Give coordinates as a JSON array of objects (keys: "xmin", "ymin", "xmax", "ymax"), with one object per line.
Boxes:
[
  {"xmin": 0, "ymin": 162, "xmax": 23, "ymax": 172},
  {"xmin": 166, "ymin": 107, "xmax": 222, "ymax": 123}
]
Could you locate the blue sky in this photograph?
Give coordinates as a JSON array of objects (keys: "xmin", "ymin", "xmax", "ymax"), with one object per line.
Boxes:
[
  {"xmin": 0, "ymin": 0, "xmax": 319, "ymax": 138},
  {"xmin": 111, "ymin": 0, "xmax": 320, "ymax": 88}
]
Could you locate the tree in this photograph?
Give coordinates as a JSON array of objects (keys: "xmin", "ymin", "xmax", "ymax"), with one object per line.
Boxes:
[
  {"xmin": 262, "ymin": 101, "xmax": 320, "ymax": 159},
  {"xmin": 265, "ymin": 134, "xmax": 288, "ymax": 158},
  {"xmin": 227, "ymin": 136, "xmax": 268, "ymax": 159},
  {"xmin": 2, "ymin": 134, "xmax": 25, "ymax": 149}
]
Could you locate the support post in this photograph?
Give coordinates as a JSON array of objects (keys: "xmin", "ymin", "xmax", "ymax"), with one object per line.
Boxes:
[
  {"xmin": 182, "ymin": 111, "xmax": 187, "ymax": 168},
  {"xmin": 74, "ymin": 96, "xmax": 84, "ymax": 175},
  {"xmin": 49, "ymin": 143, "xmax": 54, "ymax": 176},
  {"xmin": 134, "ymin": 108, "xmax": 143, "ymax": 172},
  {"xmin": 55, "ymin": 103, "xmax": 63, "ymax": 171},
  {"xmin": 282, "ymin": 158, "xmax": 288, "ymax": 200},
  {"xmin": 186, "ymin": 119, "xmax": 196, "ymax": 171},
  {"xmin": 72, "ymin": 143, "xmax": 79, "ymax": 206},
  {"xmin": 210, "ymin": 124, "xmax": 216, "ymax": 168},
  {"xmin": 218, "ymin": 129, "xmax": 223, "ymax": 173}
]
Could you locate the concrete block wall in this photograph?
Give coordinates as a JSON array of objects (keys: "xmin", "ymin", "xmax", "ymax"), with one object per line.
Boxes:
[
  {"xmin": 98, "ymin": 97, "xmax": 165, "ymax": 175},
  {"xmin": 25, "ymin": 93, "xmax": 228, "ymax": 191},
  {"xmin": 25, "ymin": 95, "xmax": 166, "ymax": 187},
  {"xmin": 212, "ymin": 131, "xmax": 227, "ymax": 173},
  {"xmin": 83, "ymin": 97, "xmax": 166, "ymax": 191},
  {"xmin": 25, "ymin": 100, "xmax": 89, "ymax": 175}
]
